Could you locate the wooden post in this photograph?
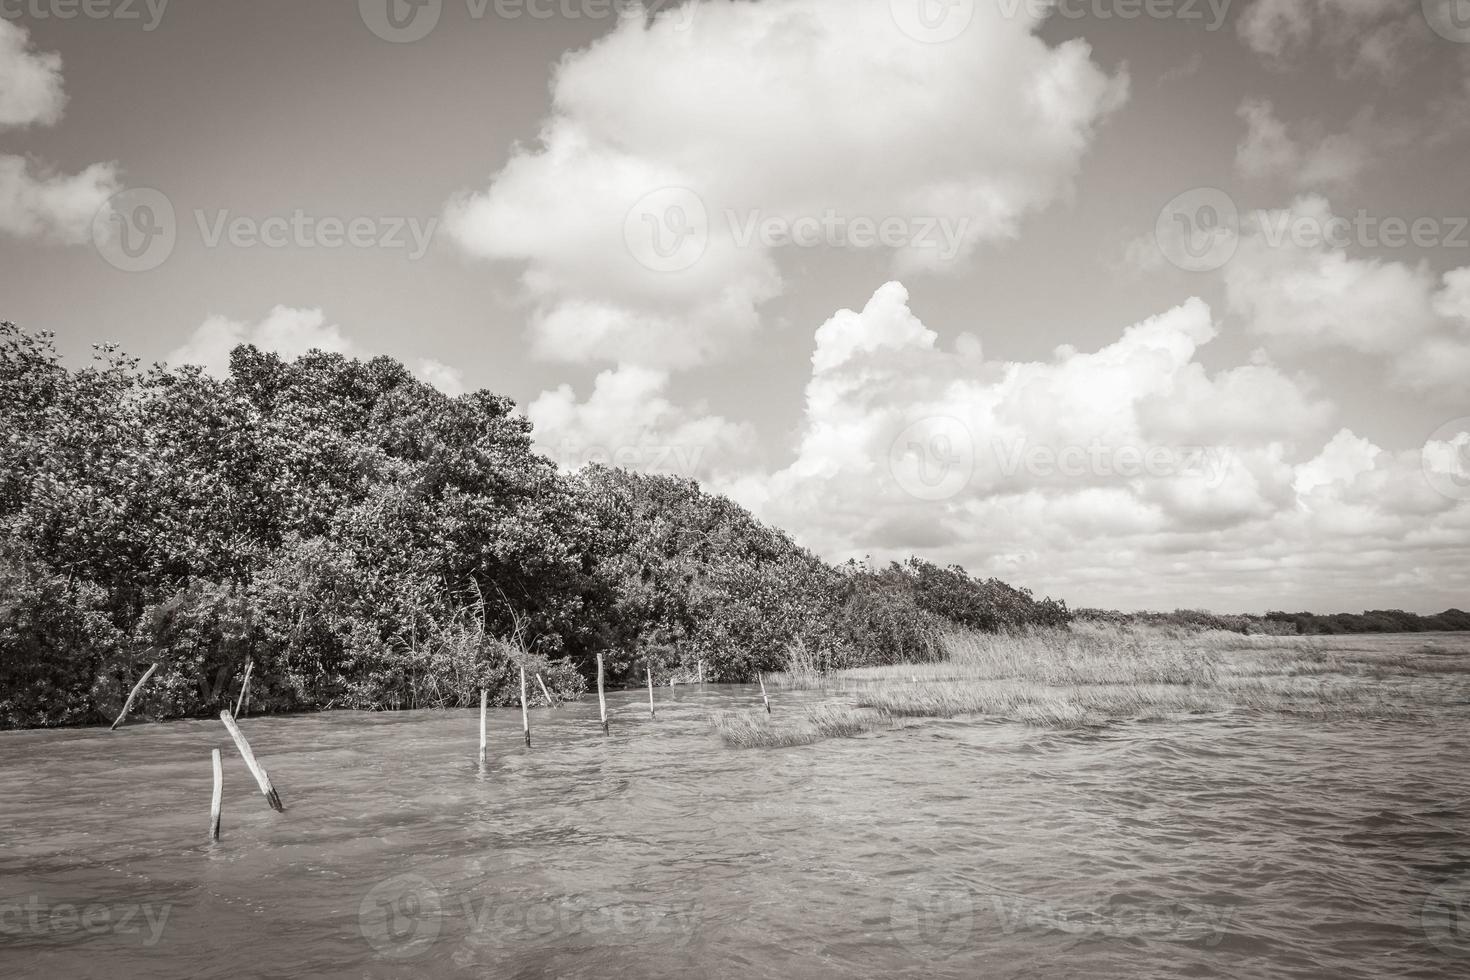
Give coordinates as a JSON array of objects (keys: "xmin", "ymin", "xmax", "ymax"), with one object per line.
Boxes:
[
  {"xmin": 698, "ymin": 660, "xmax": 704, "ymax": 686},
  {"xmin": 219, "ymin": 710, "xmax": 283, "ymax": 812},
  {"xmin": 535, "ymin": 672, "xmax": 555, "ymax": 708},
  {"xmin": 233, "ymin": 659, "xmax": 253, "ymax": 718},
  {"xmin": 647, "ymin": 666, "xmax": 656, "ymax": 720},
  {"xmin": 759, "ymin": 673, "xmax": 771, "ymax": 714},
  {"xmin": 596, "ymin": 652, "xmax": 608, "ymax": 735},
  {"xmin": 519, "ymin": 666, "xmax": 531, "ymax": 748},
  {"xmin": 209, "ymin": 749, "xmax": 223, "ymax": 841},
  {"xmin": 110, "ymin": 662, "xmax": 158, "ymax": 731},
  {"xmin": 478, "ymin": 688, "xmax": 487, "ymax": 766}
]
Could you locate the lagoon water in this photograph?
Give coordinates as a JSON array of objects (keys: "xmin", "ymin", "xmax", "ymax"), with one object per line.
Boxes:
[{"xmin": 1, "ymin": 633, "xmax": 1467, "ymax": 979}]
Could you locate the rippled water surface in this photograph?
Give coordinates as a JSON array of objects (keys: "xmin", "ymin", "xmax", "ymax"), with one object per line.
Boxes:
[{"xmin": 2, "ymin": 634, "xmax": 1468, "ymax": 979}]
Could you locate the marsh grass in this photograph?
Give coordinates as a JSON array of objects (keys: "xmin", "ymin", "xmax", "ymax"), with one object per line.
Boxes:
[
  {"xmin": 710, "ymin": 703, "xmax": 888, "ymax": 748},
  {"xmin": 722, "ymin": 623, "xmax": 1451, "ymax": 746}
]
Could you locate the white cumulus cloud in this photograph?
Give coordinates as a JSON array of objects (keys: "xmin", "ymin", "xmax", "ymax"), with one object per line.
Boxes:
[
  {"xmin": 0, "ymin": 20, "xmax": 65, "ymax": 130},
  {"xmin": 1223, "ymin": 196, "xmax": 1470, "ymax": 394},
  {"xmin": 443, "ymin": 0, "xmax": 1127, "ymax": 369},
  {"xmin": 717, "ymin": 282, "xmax": 1469, "ymax": 611}
]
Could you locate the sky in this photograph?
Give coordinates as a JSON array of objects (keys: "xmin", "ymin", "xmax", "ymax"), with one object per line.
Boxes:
[{"xmin": 2, "ymin": 0, "xmax": 1469, "ymax": 613}]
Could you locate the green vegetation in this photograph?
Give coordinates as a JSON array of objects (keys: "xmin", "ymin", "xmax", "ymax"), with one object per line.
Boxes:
[{"xmin": 0, "ymin": 324, "xmax": 1067, "ymax": 729}]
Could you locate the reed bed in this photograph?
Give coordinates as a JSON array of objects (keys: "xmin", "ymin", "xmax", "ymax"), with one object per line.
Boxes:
[
  {"xmin": 721, "ymin": 623, "xmax": 1449, "ymax": 747},
  {"xmin": 710, "ymin": 704, "xmax": 888, "ymax": 748}
]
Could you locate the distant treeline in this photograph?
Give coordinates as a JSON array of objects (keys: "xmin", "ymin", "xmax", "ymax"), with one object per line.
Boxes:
[
  {"xmin": 1076, "ymin": 607, "xmax": 1470, "ymax": 636},
  {"xmin": 0, "ymin": 323, "xmax": 1067, "ymax": 729}
]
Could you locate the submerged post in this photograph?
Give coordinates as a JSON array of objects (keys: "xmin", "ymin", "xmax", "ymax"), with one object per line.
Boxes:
[
  {"xmin": 759, "ymin": 673, "xmax": 771, "ymax": 714},
  {"xmin": 233, "ymin": 659, "xmax": 253, "ymax": 718},
  {"xmin": 520, "ymin": 666, "xmax": 531, "ymax": 748},
  {"xmin": 110, "ymin": 662, "xmax": 158, "ymax": 731},
  {"xmin": 479, "ymin": 688, "xmax": 488, "ymax": 766},
  {"xmin": 219, "ymin": 710, "xmax": 283, "ymax": 812},
  {"xmin": 596, "ymin": 652, "xmax": 608, "ymax": 735},
  {"xmin": 209, "ymin": 749, "xmax": 223, "ymax": 841},
  {"xmin": 535, "ymin": 672, "xmax": 555, "ymax": 708},
  {"xmin": 647, "ymin": 666, "xmax": 656, "ymax": 720}
]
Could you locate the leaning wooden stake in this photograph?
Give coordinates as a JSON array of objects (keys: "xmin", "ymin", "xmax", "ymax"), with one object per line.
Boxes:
[
  {"xmin": 759, "ymin": 673, "xmax": 771, "ymax": 714},
  {"xmin": 233, "ymin": 660, "xmax": 253, "ymax": 718},
  {"xmin": 596, "ymin": 652, "xmax": 609, "ymax": 734},
  {"xmin": 519, "ymin": 666, "xmax": 531, "ymax": 748},
  {"xmin": 535, "ymin": 672, "xmax": 555, "ymax": 708},
  {"xmin": 219, "ymin": 710, "xmax": 283, "ymax": 812},
  {"xmin": 647, "ymin": 666, "xmax": 656, "ymax": 720},
  {"xmin": 479, "ymin": 688, "xmax": 488, "ymax": 766},
  {"xmin": 209, "ymin": 749, "xmax": 223, "ymax": 841},
  {"xmin": 110, "ymin": 662, "xmax": 158, "ymax": 731}
]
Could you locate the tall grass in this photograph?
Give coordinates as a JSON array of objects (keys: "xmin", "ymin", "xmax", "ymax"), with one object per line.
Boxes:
[
  {"xmin": 710, "ymin": 703, "xmax": 889, "ymax": 748},
  {"xmin": 721, "ymin": 623, "xmax": 1440, "ymax": 746}
]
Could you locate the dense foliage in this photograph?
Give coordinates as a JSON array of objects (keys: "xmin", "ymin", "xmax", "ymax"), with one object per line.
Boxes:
[{"xmin": 0, "ymin": 324, "xmax": 1069, "ymax": 729}]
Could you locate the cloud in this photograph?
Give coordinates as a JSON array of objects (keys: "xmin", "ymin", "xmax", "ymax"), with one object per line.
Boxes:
[
  {"xmin": 0, "ymin": 156, "xmax": 119, "ymax": 243},
  {"xmin": 168, "ymin": 307, "xmax": 471, "ymax": 395},
  {"xmin": 0, "ymin": 21, "xmax": 65, "ymax": 130},
  {"xmin": 526, "ymin": 364, "xmax": 755, "ymax": 481},
  {"xmin": 0, "ymin": 22, "xmax": 122, "ymax": 244},
  {"xmin": 169, "ymin": 307, "xmax": 358, "ymax": 376},
  {"xmin": 1223, "ymin": 196, "xmax": 1470, "ymax": 393},
  {"xmin": 1234, "ymin": 99, "xmax": 1406, "ymax": 190},
  {"xmin": 416, "ymin": 358, "xmax": 466, "ymax": 396},
  {"xmin": 1236, "ymin": 0, "xmax": 1430, "ymax": 81},
  {"xmin": 724, "ymin": 282, "xmax": 1468, "ymax": 611},
  {"xmin": 444, "ymin": 0, "xmax": 1127, "ymax": 369}
]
